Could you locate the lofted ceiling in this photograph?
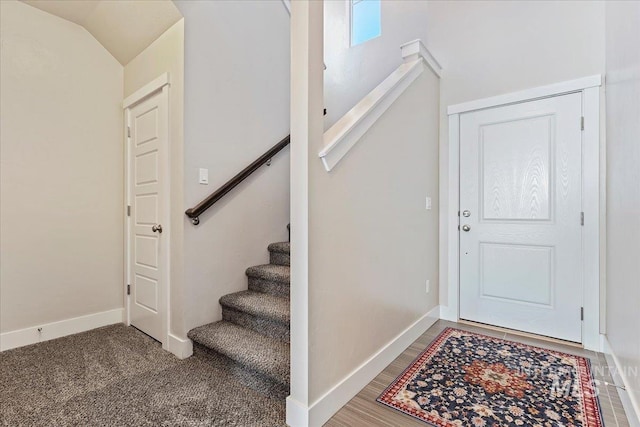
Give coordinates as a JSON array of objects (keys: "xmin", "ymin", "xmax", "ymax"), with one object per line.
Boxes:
[{"xmin": 21, "ymin": 0, "xmax": 182, "ymax": 65}]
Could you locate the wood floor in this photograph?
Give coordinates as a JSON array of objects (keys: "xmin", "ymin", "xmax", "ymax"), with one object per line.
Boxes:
[{"xmin": 325, "ymin": 320, "xmax": 632, "ymax": 427}]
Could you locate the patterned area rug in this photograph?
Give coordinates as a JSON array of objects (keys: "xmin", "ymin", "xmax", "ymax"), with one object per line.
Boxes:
[{"xmin": 377, "ymin": 328, "xmax": 603, "ymax": 427}]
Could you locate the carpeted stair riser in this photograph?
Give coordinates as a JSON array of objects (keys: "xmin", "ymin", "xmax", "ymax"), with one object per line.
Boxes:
[
  {"xmin": 268, "ymin": 242, "xmax": 290, "ymax": 267},
  {"xmin": 246, "ymin": 264, "xmax": 290, "ymax": 284},
  {"xmin": 219, "ymin": 291, "xmax": 289, "ymax": 341},
  {"xmin": 193, "ymin": 344, "xmax": 289, "ymax": 400},
  {"xmin": 245, "ymin": 264, "xmax": 290, "ymax": 299},
  {"xmin": 222, "ymin": 306, "xmax": 290, "ymax": 343},
  {"xmin": 188, "ymin": 321, "xmax": 289, "ymax": 388},
  {"xmin": 248, "ymin": 277, "xmax": 289, "ymax": 299},
  {"xmin": 269, "ymin": 251, "xmax": 290, "ymax": 266}
]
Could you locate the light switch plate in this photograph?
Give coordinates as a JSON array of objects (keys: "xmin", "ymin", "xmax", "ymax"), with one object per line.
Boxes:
[
  {"xmin": 425, "ymin": 197, "xmax": 432, "ymax": 210},
  {"xmin": 199, "ymin": 168, "xmax": 209, "ymax": 185}
]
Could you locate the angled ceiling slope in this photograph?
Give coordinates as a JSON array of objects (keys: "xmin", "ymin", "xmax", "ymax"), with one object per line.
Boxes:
[{"xmin": 21, "ymin": 0, "xmax": 182, "ymax": 65}]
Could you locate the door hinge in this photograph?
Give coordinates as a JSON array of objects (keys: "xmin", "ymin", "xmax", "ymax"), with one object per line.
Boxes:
[
  {"xmin": 127, "ymin": 284, "xmax": 131, "ymax": 295},
  {"xmin": 127, "ymin": 205, "xmax": 131, "ymax": 217},
  {"xmin": 581, "ymin": 307, "xmax": 584, "ymax": 321},
  {"xmin": 127, "ymin": 126, "xmax": 131, "ymax": 138},
  {"xmin": 580, "ymin": 212, "xmax": 584, "ymax": 226},
  {"xmin": 580, "ymin": 116, "xmax": 585, "ymax": 131}
]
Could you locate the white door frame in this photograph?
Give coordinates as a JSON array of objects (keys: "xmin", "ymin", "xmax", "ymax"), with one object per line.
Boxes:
[
  {"xmin": 123, "ymin": 73, "xmax": 171, "ymax": 350},
  {"xmin": 441, "ymin": 75, "xmax": 602, "ymax": 351}
]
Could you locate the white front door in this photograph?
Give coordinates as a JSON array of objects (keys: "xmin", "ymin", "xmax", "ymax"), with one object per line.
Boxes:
[
  {"xmin": 459, "ymin": 93, "xmax": 583, "ymax": 343},
  {"xmin": 127, "ymin": 88, "xmax": 168, "ymax": 342}
]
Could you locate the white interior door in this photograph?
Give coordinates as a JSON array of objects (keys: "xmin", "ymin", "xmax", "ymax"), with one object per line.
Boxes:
[
  {"xmin": 127, "ymin": 88, "xmax": 168, "ymax": 343},
  {"xmin": 459, "ymin": 93, "xmax": 583, "ymax": 343}
]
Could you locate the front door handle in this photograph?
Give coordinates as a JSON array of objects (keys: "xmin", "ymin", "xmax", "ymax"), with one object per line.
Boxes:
[
  {"xmin": 462, "ymin": 224, "xmax": 471, "ymax": 232},
  {"xmin": 152, "ymin": 224, "xmax": 163, "ymax": 233}
]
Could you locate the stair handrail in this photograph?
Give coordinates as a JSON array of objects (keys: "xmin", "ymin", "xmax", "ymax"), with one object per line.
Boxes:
[{"xmin": 185, "ymin": 135, "xmax": 290, "ymax": 225}]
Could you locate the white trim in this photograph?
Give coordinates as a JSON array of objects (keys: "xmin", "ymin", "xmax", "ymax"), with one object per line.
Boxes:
[
  {"xmin": 287, "ymin": 306, "xmax": 440, "ymax": 427},
  {"xmin": 0, "ymin": 309, "xmax": 123, "ymax": 352},
  {"xmin": 124, "ymin": 78, "xmax": 171, "ymax": 352},
  {"xmin": 441, "ymin": 113, "xmax": 460, "ymax": 323},
  {"xmin": 447, "ymin": 75, "xmax": 602, "ymax": 115},
  {"xmin": 319, "ymin": 59, "xmax": 425, "ymax": 172},
  {"xmin": 602, "ymin": 336, "xmax": 640, "ymax": 427},
  {"xmin": 160, "ymin": 85, "xmax": 173, "ymax": 351},
  {"xmin": 167, "ymin": 333, "xmax": 193, "ymax": 359},
  {"xmin": 443, "ymin": 77, "xmax": 602, "ymax": 349},
  {"xmin": 581, "ymin": 86, "xmax": 601, "ymax": 351},
  {"xmin": 289, "ymin": 0, "xmax": 323, "ymax": 419},
  {"xmin": 318, "ymin": 39, "xmax": 441, "ymax": 172},
  {"xmin": 281, "ymin": 0, "xmax": 328, "ymax": 70},
  {"xmin": 159, "ymin": 84, "xmax": 171, "ymax": 353},
  {"xmin": 400, "ymin": 39, "xmax": 442, "ymax": 78},
  {"xmin": 122, "ymin": 72, "xmax": 170, "ymax": 108},
  {"xmin": 124, "ymin": 109, "xmax": 132, "ymax": 327},
  {"xmin": 286, "ymin": 397, "xmax": 310, "ymax": 427}
]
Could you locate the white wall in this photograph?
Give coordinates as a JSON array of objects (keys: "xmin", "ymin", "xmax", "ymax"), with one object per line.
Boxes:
[
  {"xmin": 308, "ymin": 68, "xmax": 440, "ymax": 402},
  {"xmin": 174, "ymin": 1, "xmax": 290, "ymax": 334},
  {"xmin": 124, "ymin": 19, "xmax": 185, "ymax": 338},
  {"xmin": 0, "ymin": 1, "xmax": 123, "ymax": 332},
  {"xmin": 604, "ymin": 0, "xmax": 640, "ymax": 419},
  {"xmin": 323, "ymin": 0, "xmax": 428, "ymax": 127},
  {"xmin": 426, "ymin": 0, "xmax": 607, "ymax": 312}
]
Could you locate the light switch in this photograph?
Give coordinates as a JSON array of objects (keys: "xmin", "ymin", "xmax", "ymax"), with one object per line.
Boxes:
[
  {"xmin": 425, "ymin": 197, "xmax": 432, "ymax": 210},
  {"xmin": 199, "ymin": 168, "xmax": 209, "ymax": 185}
]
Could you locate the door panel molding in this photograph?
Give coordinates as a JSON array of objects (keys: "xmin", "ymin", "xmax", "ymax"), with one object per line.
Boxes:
[
  {"xmin": 441, "ymin": 76, "xmax": 602, "ymax": 351},
  {"xmin": 479, "ymin": 242, "xmax": 555, "ymax": 308}
]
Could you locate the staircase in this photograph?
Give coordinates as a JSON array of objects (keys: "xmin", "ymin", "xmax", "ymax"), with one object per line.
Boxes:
[{"xmin": 188, "ymin": 241, "xmax": 290, "ymax": 399}]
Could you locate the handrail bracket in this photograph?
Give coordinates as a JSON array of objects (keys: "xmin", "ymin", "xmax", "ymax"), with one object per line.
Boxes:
[{"xmin": 185, "ymin": 135, "xmax": 290, "ymax": 225}]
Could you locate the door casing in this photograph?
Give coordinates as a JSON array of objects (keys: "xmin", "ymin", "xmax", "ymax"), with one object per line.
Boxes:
[
  {"xmin": 441, "ymin": 75, "xmax": 602, "ymax": 351},
  {"xmin": 123, "ymin": 73, "xmax": 171, "ymax": 350}
]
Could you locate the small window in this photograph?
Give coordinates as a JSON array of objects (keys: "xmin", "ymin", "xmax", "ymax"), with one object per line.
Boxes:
[{"xmin": 350, "ymin": 0, "xmax": 381, "ymax": 46}]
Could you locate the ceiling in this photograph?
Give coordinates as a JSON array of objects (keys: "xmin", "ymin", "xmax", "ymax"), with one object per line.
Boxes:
[{"xmin": 21, "ymin": 0, "xmax": 182, "ymax": 65}]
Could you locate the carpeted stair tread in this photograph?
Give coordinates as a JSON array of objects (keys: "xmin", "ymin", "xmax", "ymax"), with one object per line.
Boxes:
[
  {"xmin": 188, "ymin": 321, "xmax": 289, "ymax": 386},
  {"xmin": 220, "ymin": 291, "xmax": 289, "ymax": 324},
  {"xmin": 246, "ymin": 264, "xmax": 290, "ymax": 283},
  {"xmin": 268, "ymin": 242, "xmax": 290, "ymax": 254}
]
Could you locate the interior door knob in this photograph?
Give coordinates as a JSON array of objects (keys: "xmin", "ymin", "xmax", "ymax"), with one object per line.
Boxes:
[
  {"xmin": 152, "ymin": 224, "xmax": 163, "ymax": 233},
  {"xmin": 462, "ymin": 224, "xmax": 471, "ymax": 232}
]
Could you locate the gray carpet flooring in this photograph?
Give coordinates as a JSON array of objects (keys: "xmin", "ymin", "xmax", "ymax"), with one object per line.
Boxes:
[{"xmin": 0, "ymin": 324, "xmax": 286, "ymax": 427}]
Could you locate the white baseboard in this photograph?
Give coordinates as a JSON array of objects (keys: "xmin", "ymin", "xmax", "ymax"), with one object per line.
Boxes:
[
  {"xmin": 286, "ymin": 396, "xmax": 310, "ymax": 427},
  {"xmin": 0, "ymin": 308, "xmax": 124, "ymax": 352},
  {"xmin": 167, "ymin": 333, "xmax": 193, "ymax": 359},
  {"xmin": 602, "ymin": 335, "xmax": 640, "ymax": 427},
  {"xmin": 287, "ymin": 305, "xmax": 440, "ymax": 427}
]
